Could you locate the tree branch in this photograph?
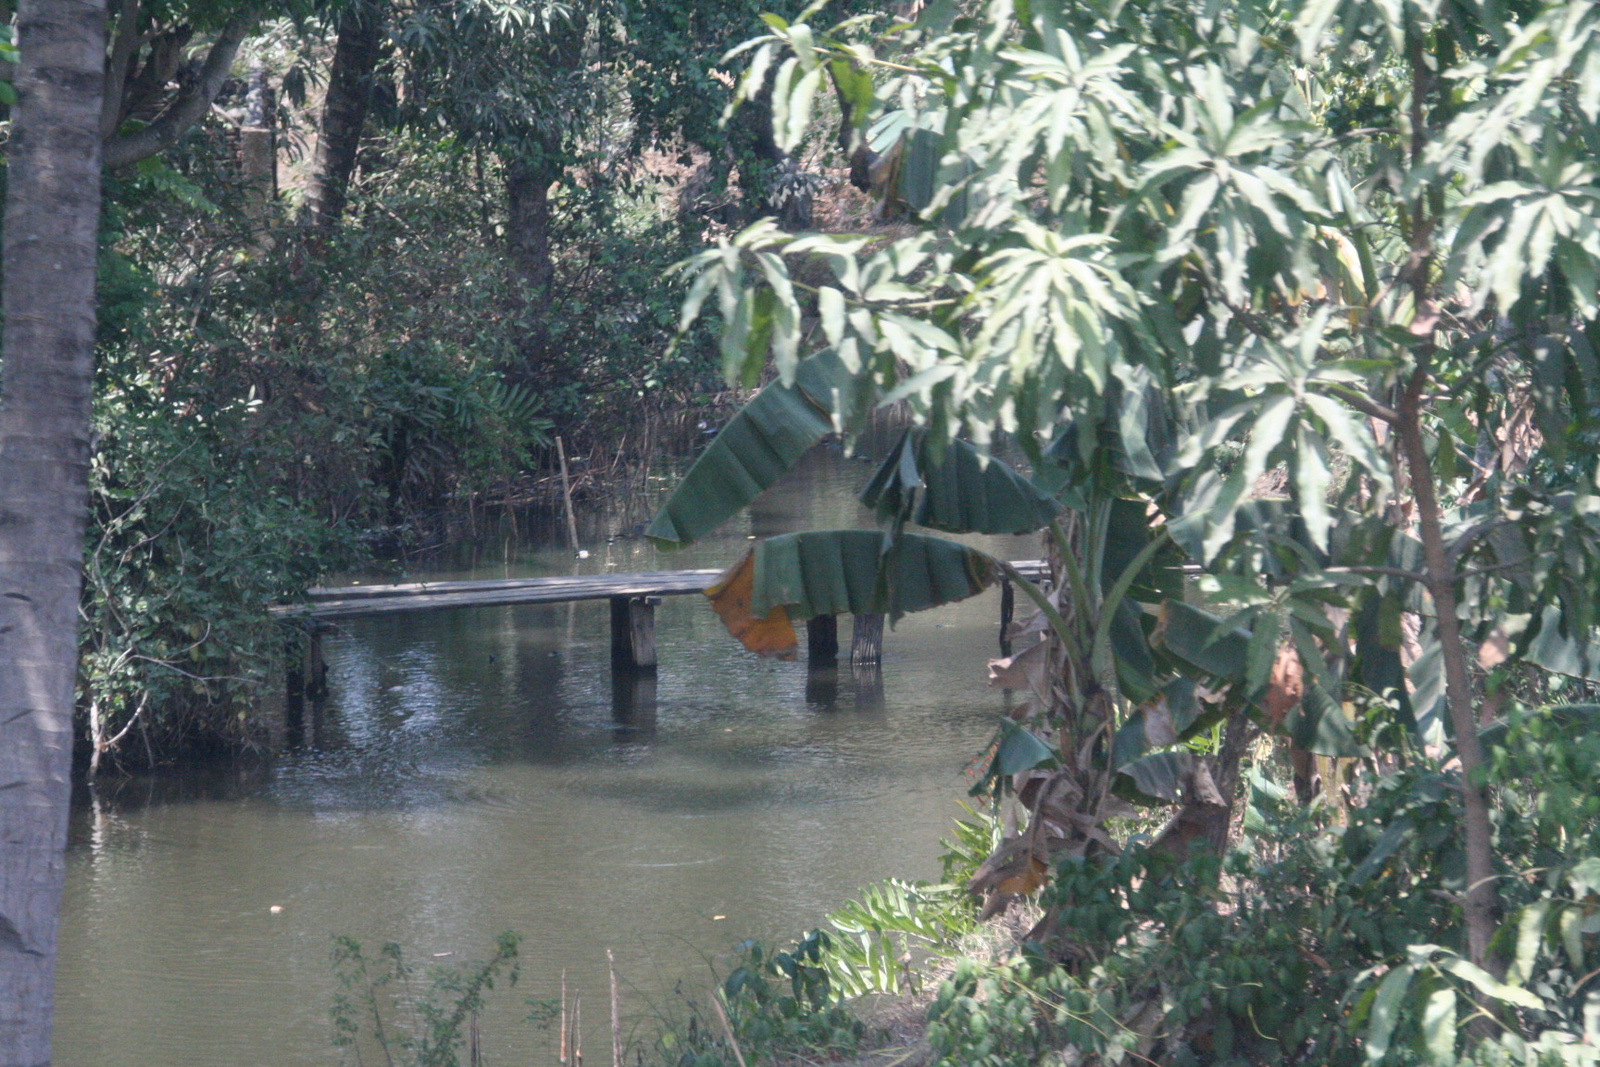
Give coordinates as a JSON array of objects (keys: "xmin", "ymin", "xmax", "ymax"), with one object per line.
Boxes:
[
  {"xmin": 102, "ymin": 9, "xmax": 253, "ymax": 168},
  {"xmin": 1311, "ymin": 382, "xmax": 1399, "ymax": 425},
  {"xmin": 100, "ymin": 0, "xmax": 144, "ymax": 138},
  {"xmin": 1458, "ymin": 555, "xmax": 1534, "ymax": 580},
  {"xmin": 1324, "ymin": 564, "xmax": 1430, "ymax": 583},
  {"xmin": 1446, "ymin": 517, "xmax": 1509, "ymax": 566}
]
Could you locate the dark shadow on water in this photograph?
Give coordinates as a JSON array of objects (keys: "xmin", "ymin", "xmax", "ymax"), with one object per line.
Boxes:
[{"xmin": 804, "ymin": 666, "xmax": 839, "ymax": 709}]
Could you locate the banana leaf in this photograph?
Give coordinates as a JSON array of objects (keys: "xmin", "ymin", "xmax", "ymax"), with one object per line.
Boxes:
[
  {"xmin": 646, "ymin": 349, "xmax": 855, "ymax": 546},
  {"xmin": 1112, "ymin": 678, "xmax": 1212, "ymax": 770},
  {"xmin": 1116, "ymin": 750, "xmax": 1196, "ymax": 805},
  {"xmin": 1102, "ymin": 497, "xmax": 1185, "ymax": 602},
  {"xmin": 1525, "ymin": 604, "xmax": 1600, "ymax": 680},
  {"xmin": 705, "ymin": 530, "xmax": 998, "ymax": 656},
  {"xmin": 1156, "ymin": 599, "xmax": 1252, "ymax": 679},
  {"xmin": 859, "ymin": 429, "xmax": 1060, "ymax": 535},
  {"xmin": 1282, "ymin": 674, "xmax": 1366, "ymax": 757}
]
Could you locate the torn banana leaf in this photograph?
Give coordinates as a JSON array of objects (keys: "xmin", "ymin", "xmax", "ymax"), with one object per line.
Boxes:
[
  {"xmin": 1155, "ymin": 599, "xmax": 1252, "ymax": 679},
  {"xmin": 859, "ymin": 428, "xmax": 1060, "ymax": 535},
  {"xmin": 704, "ymin": 530, "xmax": 999, "ymax": 656},
  {"xmin": 646, "ymin": 349, "xmax": 856, "ymax": 546}
]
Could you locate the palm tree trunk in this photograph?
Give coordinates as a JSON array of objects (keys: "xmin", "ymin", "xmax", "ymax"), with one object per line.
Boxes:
[
  {"xmin": 0, "ymin": 0, "xmax": 107, "ymax": 1062},
  {"xmin": 305, "ymin": 0, "xmax": 385, "ymax": 230},
  {"xmin": 504, "ymin": 155, "xmax": 555, "ymax": 374}
]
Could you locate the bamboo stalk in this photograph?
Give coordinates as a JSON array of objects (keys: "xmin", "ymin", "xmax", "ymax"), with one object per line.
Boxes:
[
  {"xmin": 556, "ymin": 435, "xmax": 581, "ymax": 553},
  {"xmin": 710, "ymin": 988, "xmax": 748, "ymax": 1067},
  {"xmin": 609, "ymin": 949, "xmax": 622, "ymax": 1067}
]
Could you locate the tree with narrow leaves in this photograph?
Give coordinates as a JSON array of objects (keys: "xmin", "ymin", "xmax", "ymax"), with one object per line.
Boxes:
[{"xmin": 671, "ymin": 0, "xmax": 1600, "ymax": 986}]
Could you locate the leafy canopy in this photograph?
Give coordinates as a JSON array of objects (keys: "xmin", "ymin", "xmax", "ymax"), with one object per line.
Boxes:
[{"xmin": 663, "ymin": 0, "xmax": 1600, "ymax": 988}]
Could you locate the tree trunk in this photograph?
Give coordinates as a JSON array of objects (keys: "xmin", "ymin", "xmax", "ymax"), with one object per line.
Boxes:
[
  {"xmin": 504, "ymin": 156, "xmax": 555, "ymax": 373},
  {"xmin": 505, "ymin": 157, "xmax": 553, "ymax": 294},
  {"xmin": 304, "ymin": 0, "xmax": 384, "ymax": 230},
  {"xmin": 0, "ymin": 1, "xmax": 107, "ymax": 1062},
  {"xmin": 1399, "ymin": 392, "xmax": 1501, "ymax": 971}
]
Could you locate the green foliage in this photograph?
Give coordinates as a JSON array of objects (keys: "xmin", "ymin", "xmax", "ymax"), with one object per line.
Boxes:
[
  {"xmin": 646, "ymin": 348, "xmax": 855, "ymax": 546},
  {"xmin": 824, "ymin": 878, "xmax": 977, "ymax": 998},
  {"xmin": 84, "ymin": 350, "xmax": 362, "ymax": 755},
  {"xmin": 918, "ymin": 698, "xmax": 1600, "ymax": 1067},
  {"xmin": 1348, "ymin": 855, "xmax": 1600, "ymax": 1067},
  {"xmin": 330, "ymin": 933, "xmax": 524, "ymax": 1067},
  {"xmin": 675, "ymin": 0, "xmax": 1600, "ymax": 1022},
  {"xmin": 83, "ymin": 133, "xmax": 564, "ymax": 756},
  {"xmin": 927, "ymin": 955, "xmax": 1083, "ymax": 1067},
  {"xmin": 680, "ymin": 0, "xmax": 1600, "ymax": 703},
  {"xmin": 650, "ymin": 932, "xmax": 867, "ymax": 1067},
  {"xmin": 81, "ymin": 80, "xmax": 727, "ymax": 756}
]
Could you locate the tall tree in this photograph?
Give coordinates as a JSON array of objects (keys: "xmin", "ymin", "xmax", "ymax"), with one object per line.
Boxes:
[
  {"xmin": 304, "ymin": 0, "xmax": 386, "ymax": 230},
  {"xmin": 394, "ymin": 0, "xmax": 596, "ymax": 376},
  {"xmin": 0, "ymin": 0, "xmax": 107, "ymax": 1061},
  {"xmin": 675, "ymin": 0, "xmax": 1600, "ymax": 977}
]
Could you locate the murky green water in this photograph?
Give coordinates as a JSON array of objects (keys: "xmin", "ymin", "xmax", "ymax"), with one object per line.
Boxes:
[{"xmin": 52, "ymin": 444, "xmax": 1032, "ymax": 1067}]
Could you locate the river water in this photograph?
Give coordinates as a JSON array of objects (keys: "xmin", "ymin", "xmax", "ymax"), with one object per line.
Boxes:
[{"xmin": 52, "ymin": 443, "xmax": 1033, "ymax": 1067}]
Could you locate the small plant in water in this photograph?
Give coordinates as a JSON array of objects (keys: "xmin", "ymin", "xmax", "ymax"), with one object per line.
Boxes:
[{"xmin": 331, "ymin": 932, "xmax": 527, "ymax": 1067}]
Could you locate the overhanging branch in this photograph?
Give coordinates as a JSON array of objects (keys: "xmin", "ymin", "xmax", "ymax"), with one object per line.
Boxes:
[
  {"xmin": 102, "ymin": 10, "xmax": 253, "ymax": 169},
  {"xmin": 101, "ymin": 0, "xmax": 146, "ymax": 139},
  {"xmin": 1312, "ymin": 382, "xmax": 1399, "ymax": 426}
]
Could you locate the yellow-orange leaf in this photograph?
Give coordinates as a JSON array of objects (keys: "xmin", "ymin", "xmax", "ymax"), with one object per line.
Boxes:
[{"xmin": 704, "ymin": 549, "xmax": 798, "ymax": 659}]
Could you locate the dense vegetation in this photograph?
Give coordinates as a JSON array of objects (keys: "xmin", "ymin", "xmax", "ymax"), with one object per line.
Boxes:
[
  {"xmin": 6, "ymin": 0, "xmax": 1600, "ymax": 1061},
  {"xmin": 58, "ymin": 0, "xmax": 892, "ymax": 767},
  {"xmin": 634, "ymin": 0, "xmax": 1600, "ymax": 1062}
]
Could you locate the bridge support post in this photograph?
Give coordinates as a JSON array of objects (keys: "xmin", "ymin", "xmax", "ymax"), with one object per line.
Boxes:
[
  {"xmin": 806, "ymin": 615, "xmax": 838, "ymax": 665},
  {"xmin": 851, "ymin": 613, "xmax": 884, "ymax": 667},
  {"xmin": 999, "ymin": 578, "xmax": 1015, "ymax": 656},
  {"xmin": 305, "ymin": 622, "xmax": 328, "ymax": 702},
  {"xmin": 610, "ymin": 595, "xmax": 659, "ymax": 670}
]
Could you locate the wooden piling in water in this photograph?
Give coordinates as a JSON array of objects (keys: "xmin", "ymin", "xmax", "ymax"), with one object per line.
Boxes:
[
  {"xmin": 806, "ymin": 614, "xmax": 838, "ymax": 665},
  {"xmin": 610, "ymin": 595, "xmax": 658, "ymax": 670},
  {"xmin": 850, "ymin": 613, "xmax": 884, "ymax": 667},
  {"xmin": 302, "ymin": 621, "xmax": 328, "ymax": 703},
  {"xmin": 612, "ymin": 669, "xmax": 657, "ymax": 741}
]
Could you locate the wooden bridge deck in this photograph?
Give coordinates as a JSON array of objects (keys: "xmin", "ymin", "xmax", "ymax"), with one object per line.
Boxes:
[
  {"xmin": 272, "ymin": 560, "xmax": 1049, "ymax": 622},
  {"xmin": 272, "ymin": 560, "xmax": 1051, "ymax": 731}
]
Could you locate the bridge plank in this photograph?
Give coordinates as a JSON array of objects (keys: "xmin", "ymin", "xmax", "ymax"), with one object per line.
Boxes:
[{"xmin": 273, "ymin": 561, "xmax": 1049, "ymax": 621}]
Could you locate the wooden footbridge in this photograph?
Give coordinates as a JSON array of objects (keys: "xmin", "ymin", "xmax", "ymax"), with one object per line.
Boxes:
[{"xmin": 271, "ymin": 561, "xmax": 1047, "ymax": 713}]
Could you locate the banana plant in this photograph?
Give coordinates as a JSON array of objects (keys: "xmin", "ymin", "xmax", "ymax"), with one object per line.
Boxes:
[{"xmin": 646, "ymin": 353, "xmax": 1320, "ymax": 925}]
